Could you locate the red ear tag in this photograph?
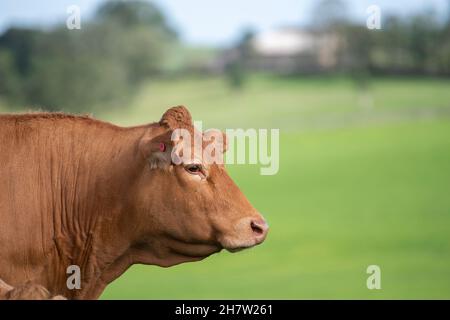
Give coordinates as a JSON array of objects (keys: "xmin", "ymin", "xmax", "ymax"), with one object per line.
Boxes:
[{"xmin": 159, "ymin": 142, "xmax": 166, "ymax": 152}]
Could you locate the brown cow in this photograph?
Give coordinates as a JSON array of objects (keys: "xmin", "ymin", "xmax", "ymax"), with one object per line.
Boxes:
[{"xmin": 0, "ymin": 106, "xmax": 268, "ymax": 300}]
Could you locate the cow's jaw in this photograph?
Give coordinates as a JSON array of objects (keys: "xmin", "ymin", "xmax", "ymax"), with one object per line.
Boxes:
[{"xmin": 129, "ymin": 234, "xmax": 223, "ymax": 268}]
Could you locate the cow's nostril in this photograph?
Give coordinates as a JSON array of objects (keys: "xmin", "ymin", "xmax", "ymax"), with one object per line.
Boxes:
[{"xmin": 250, "ymin": 220, "xmax": 266, "ymax": 235}]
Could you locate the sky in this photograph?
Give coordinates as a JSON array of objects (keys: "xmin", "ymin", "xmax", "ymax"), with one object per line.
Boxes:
[{"xmin": 0, "ymin": 0, "xmax": 448, "ymax": 46}]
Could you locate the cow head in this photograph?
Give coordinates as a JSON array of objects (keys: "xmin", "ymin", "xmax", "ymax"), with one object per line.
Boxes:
[{"xmin": 130, "ymin": 106, "xmax": 268, "ymax": 267}]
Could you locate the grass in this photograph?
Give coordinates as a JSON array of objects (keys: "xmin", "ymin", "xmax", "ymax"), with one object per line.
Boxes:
[
  {"xmin": 100, "ymin": 75, "xmax": 450, "ymax": 131},
  {"xmin": 96, "ymin": 75, "xmax": 450, "ymax": 299}
]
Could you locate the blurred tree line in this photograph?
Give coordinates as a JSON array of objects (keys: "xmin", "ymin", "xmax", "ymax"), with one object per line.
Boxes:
[
  {"xmin": 320, "ymin": 0, "xmax": 450, "ymax": 76},
  {"xmin": 341, "ymin": 11, "xmax": 450, "ymax": 77},
  {"xmin": 0, "ymin": 0, "xmax": 177, "ymax": 112},
  {"xmin": 227, "ymin": 0, "xmax": 450, "ymax": 90},
  {"xmin": 0, "ymin": 0, "xmax": 449, "ymax": 110}
]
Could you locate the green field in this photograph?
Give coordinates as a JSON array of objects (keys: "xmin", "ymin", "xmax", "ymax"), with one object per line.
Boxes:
[{"xmin": 70, "ymin": 75, "xmax": 450, "ymax": 298}]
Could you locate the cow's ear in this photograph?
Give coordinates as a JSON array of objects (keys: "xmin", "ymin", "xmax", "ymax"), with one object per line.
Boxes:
[
  {"xmin": 140, "ymin": 105, "xmax": 196, "ymax": 168},
  {"xmin": 139, "ymin": 127, "xmax": 173, "ymax": 169},
  {"xmin": 159, "ymin": 105, "xmax": 193, "ymax": 130},
  {"xmin": 139, "ymin": 106, "xmax": 193, "ymax": 169}
]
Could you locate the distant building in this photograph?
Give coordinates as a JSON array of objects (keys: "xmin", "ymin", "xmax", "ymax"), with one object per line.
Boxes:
[
  {"xmin": 252, "ymin": 28, "xmax": 316, "ymax": 57},
  {"xmin": 249, "ymin": 27, "xmax": 341, "ymax": 74},
  {"xmin": 211, "ymin": 27, "xmax": 342, "ymax": 75}
]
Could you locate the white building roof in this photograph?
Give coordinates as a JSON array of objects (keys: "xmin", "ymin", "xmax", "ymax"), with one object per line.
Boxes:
[{"xmin": 251, "ymin": 28, "xmax": 316, "ymax": 56}]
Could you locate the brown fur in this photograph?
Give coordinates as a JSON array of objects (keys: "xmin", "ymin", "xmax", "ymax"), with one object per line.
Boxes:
[{"xmin": 0, "ymin": 106, "xmax": 268, "ymax": 299}]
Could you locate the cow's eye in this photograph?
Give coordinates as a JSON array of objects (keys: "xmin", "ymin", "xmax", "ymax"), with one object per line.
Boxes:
[
  {"xmin": 185, "ymin": 164, "xmax": 202, "ymax": 174},
  {"xmin": 184, "ymin": 164, "xmax": 206, "ymax": 179}
]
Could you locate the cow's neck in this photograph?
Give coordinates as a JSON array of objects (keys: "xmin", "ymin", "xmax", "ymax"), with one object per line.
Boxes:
[{"xmin": 44, "ymin": 121, "xmax": 149, "ymax": 299}]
